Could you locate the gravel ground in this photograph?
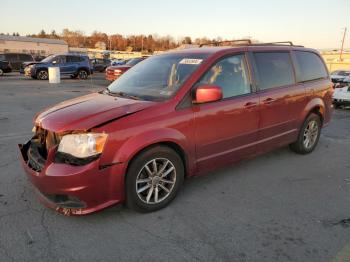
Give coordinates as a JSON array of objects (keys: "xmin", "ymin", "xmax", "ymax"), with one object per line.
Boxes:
[{"xmin": 0, "ymin": 72, "xmax": 350, "ymax": 262}]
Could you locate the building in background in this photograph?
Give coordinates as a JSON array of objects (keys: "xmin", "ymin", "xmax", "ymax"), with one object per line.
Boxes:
[
  {"xmin": 0, "ymin": 35, "xmax": 68, "ymax": 56},
  {"xmin": 69, "ymin": 47, "xmax": 143, "ymax": 60}
]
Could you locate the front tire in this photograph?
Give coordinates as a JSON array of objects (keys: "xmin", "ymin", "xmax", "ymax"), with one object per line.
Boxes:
[
  {"xmin": 290, "ymin": 113, "xmax": 321, "ymax": 154},
  {"xmin": 0, "ymin": 69, "xmax": 4, "ymax": 76},
  {"xmin": 36, "ymin": 70, "xmax": 48, "ymax": 80},
  {"xmin": 126, "ymin": 146, "xmax": 184, "ymax": 212}
]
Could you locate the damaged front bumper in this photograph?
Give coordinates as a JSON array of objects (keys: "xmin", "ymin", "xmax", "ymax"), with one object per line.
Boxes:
[{"xmin": 18, "ymin": 139, "xmax": 125, "ymax": 215}]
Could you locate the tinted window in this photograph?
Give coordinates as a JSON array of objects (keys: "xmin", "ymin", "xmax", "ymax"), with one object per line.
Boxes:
[
  {"xmin": 66, "ymin": 56, "xmax": 82, "ymax": 62},
  {"xmin": 253, "ymin": 52, "xmax": 294, "ymax": 90},
  {"xmin": 294, "ymin": 51, "xmax": 328, "ymax": 82},
  {"xmin": 197, "ymin": 54, "xmax": 251, "ymax": 99},
  {"xmin": 19, "ymin": 54, "xmax": 33, "ymax": 61},
  {"xmin": 52, "ymin": 56, "xmax": 65, "ymax": 64},
  {"xmin": 6, "ymin": 54, "xmax": 18, "ymax": 61},
  {"xmin": 0, "ymin": 54, "xmax": 5, "ymax": 60}
]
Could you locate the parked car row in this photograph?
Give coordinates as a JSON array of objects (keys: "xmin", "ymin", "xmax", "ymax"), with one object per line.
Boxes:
[
  {"xmin": 0, "ymin": 52, "xmax": 149, "ymax": 79},
  {"xmin": 330, "ymin": 70, "xmax": 350, "ymax": 87}
]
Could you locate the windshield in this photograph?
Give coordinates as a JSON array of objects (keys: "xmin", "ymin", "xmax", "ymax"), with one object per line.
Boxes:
[
  {"xmin": 107, "ymin": 53, "xmax": 208, "ymax": 101},
  {"xmin": 41, "ymin": 55, "xmax": 55, "ymax": 63},
  {"xmin": 126, "ymin": 58, "xmax": 144, "ymax": 66}
]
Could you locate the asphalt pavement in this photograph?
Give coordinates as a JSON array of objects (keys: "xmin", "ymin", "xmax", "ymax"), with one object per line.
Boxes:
[{"xmin": 0, "ymin": 72, "xmax": 350, "ymax": 262}]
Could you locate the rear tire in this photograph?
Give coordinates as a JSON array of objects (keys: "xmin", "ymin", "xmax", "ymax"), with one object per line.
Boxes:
[
  {"xmin": 0, "ymin": 69, "xmax": 3, "ymax": 76},
  {"xmin": 126, "ymin": 146, "xmax": 184, "ymax": 212},
  {"xmin": 290, "ymin": 113, "xmax": 321, "ymax": 154},
  {"xmin": 77, "ymin": 69, "xmax": 88, "ymax": 79}
]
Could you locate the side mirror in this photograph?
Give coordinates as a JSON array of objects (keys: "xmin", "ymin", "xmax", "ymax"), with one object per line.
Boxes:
[
  {"xmin": 194, "ymin": 85, "xmax": 223, "ymax": 104},
  {"xmin": 52, "ymin": 60, "xmax": 57, "ymax": 64}
]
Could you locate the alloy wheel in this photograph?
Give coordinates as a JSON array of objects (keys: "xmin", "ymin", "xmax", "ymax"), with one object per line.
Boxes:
[
  {"xmin": 78, "ymin": 70, "xmax": 88, "ymax": 79},
  {"xmin": 38, "ymin": 71, "xmax": 48, "ymax": 80},
  {"xmin": 303, "ymin": 120, "xmax": 319, "ymax": 149},
  {"xmin": 0, "ymin": 69, "xmax": 3, "ymax": 76},
  {"xmin": 136, "ymin": 158, "xmax": 176, "ymax": 204}
]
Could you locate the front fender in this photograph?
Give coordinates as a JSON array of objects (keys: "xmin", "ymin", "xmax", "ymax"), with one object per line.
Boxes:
[{"xmin": 106, "ymin": 128, "xmax": 195, "ymax": 176}]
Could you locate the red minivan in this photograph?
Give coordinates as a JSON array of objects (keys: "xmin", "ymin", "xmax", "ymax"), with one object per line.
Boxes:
[{"xmin": 19, "ymin": 41, "xmax": 333, "ymax": 215}]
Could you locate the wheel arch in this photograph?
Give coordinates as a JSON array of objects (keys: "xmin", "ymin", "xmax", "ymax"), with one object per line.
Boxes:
[
  {"xmin": 77, "ymin": 66, "xmax": 91, "ymax": 74},
  {"xmin": 108, "ymin": 128, "xmax": 193, "ymax": 180},
  {"xmin": 124, "ymin": 140, "xmax": 190, "ymax": 180},
  {"xmin": 301, "ymin": 98, "xmax": 325, "ymax": 126}
]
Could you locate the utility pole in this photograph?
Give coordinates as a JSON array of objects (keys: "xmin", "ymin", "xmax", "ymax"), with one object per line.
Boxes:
[
  {"xmin": 141, "ymin": 35, "xmax": 144, "ymax": 53},
  {"xmin": 340, "ymin": 27, "xmax": 347, "ymax": 61}
]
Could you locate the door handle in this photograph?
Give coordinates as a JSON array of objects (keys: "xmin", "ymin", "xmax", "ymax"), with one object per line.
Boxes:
[
  {"xmin": 262, "ymin": 98, "xmax": 276, "ymax": 104},
  {"xmin": 244, "ymin": 101, "xmax": 258, "ymax": 109}
]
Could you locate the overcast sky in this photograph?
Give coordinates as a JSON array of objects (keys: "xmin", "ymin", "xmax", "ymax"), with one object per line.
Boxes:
[{"xmin": 1, "ymin": 0, "xmax": 349, "ymax": 49}]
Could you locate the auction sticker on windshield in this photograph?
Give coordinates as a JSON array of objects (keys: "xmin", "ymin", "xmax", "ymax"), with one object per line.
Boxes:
[{"xmin": 179, "ymin": 58, "xmax": 203, "ymax": 65}]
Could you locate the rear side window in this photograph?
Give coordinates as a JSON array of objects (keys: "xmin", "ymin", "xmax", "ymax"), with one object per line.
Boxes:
[
  {"xmin": 6, "ymin": 54, "xmax": 18, "ymax": 61},
  {"xmin": 294, "ymin": 51, "xmax": 328, "ymax": 82},
  {"xmin": 253, "ymin": 52, "xmax": 294, "ymax": 90},
  {"xmin": 66, "ymin": 56, "xmax": 82, "ymax": 62},
  {"xmin": 19, "ymin": 54, "xmax": 33, "ymax": 61}
]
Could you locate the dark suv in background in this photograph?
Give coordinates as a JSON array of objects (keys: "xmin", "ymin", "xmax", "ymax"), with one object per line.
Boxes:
[
  {"xmin": 24, "ymin": 53, "xmax": 93, "ymax": 80},
  {"xmin": 0, "ymin": 60, "xmax": 12, "ymax": 76},
  {"xmin": 90, "ymin": 58, "xmax": 111, "ymax": 72},
  {"xmin": 0, "ymin": 53, "xmax": 35, "ymax": 71}
]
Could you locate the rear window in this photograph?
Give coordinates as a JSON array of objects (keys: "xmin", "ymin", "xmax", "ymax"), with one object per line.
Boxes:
[
  {"xmin": 0, "ymin": 54, "xmax": 5, "ymax": 60},
  {"xmin": 253, "ymin": 52, "xmax": 295, "ymax": 90},
  {"xmin": 294, "ymin": 51, "xmax": 328, "ymax": 82}
]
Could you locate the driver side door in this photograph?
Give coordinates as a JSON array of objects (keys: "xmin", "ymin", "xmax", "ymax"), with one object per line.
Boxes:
[{"xmin": 193, "ymin": 53, "xmax": 260, "ymax": 173}]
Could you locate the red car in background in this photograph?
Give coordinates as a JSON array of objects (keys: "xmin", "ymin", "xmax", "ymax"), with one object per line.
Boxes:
[{"xmin": 106, "ymin": 57, "xmax": 146, "ymax": 82}]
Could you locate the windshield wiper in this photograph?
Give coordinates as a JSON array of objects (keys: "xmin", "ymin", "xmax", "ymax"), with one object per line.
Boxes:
[{"xmin": 104, "ymin": 89, "xmax": 142, "ymax": 100}]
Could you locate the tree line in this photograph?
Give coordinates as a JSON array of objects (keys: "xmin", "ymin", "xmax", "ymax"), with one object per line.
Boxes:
[{"xmin": 0, "ymin": 29, "xmax": 248, "ymax": 53}]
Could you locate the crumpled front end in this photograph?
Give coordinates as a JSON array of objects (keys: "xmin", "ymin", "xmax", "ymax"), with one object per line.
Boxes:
[{"xmin": 18, "ymin": 127, "xmax": 125, "ymax": 215}]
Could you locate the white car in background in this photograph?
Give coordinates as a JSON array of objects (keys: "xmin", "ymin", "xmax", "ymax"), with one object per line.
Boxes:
[
  {"xmin": 330, "ymin": 70, "xmax": 350, "ymax": 84},
  {"xmin": 333, "ymin": 86, "xmax": 350, "ymax": 108}
]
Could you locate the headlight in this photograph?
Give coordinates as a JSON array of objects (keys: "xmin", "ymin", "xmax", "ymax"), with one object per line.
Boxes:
[{"xmin": 57, "ymin": 133, "xmax": 108, "ymax": 158}]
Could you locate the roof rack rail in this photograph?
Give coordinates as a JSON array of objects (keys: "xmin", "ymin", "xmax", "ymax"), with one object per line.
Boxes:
[
  {"xmin": 199, "ymin": 40, "xmax": 304, "ymax": 48},
  {"xmin": 199, "ymin": 39, "xmax": 252, "ymax": 47},
  {"xmin": 251, "ymin": 41, "xmax": 294, "ymax": 46}
]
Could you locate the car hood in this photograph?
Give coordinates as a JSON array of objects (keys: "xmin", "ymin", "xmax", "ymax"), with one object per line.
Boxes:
[
  {"xmin": 24, "ymin": 61, "xmax": 49, "ymax": 67},
  {"xmin": 35, "ymin": 92, "xmax": 155, "ymax": 133}
]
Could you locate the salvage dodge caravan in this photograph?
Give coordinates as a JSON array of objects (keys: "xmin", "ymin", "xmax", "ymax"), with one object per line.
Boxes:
[{"xmin": 19, "ymin": 41, "xmax": 333, "ymax": 215}]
